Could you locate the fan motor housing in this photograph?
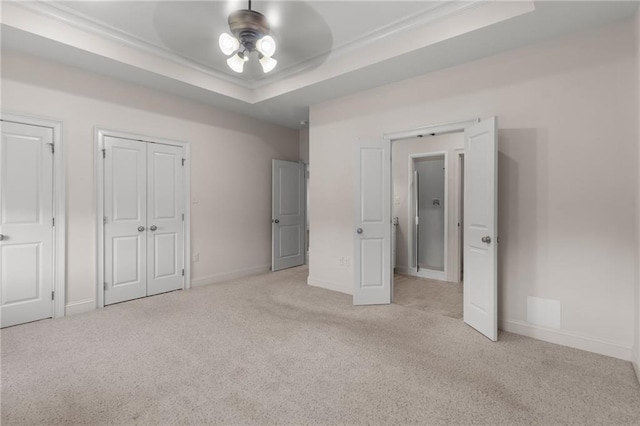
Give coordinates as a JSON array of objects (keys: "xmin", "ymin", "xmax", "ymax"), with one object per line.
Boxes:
[{"xmin": 228, "ymin": 9, "xmax": 270, "ymax": 51}]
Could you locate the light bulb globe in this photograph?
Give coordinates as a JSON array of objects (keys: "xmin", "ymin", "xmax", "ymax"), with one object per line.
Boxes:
[
  {"xmin": 257, "ymin": 35, "xmax": 276, "ymax": 57},
  {"xmin": 259, "ymin": 55, "xmax": 277, "ymax": 73},
  {"xmin": 227, "ymin": 53, "xmax": 246, "ymax": 73},
  {"xmin": 219, "ymin": 33, "xmax": 239, "ymax": 56}
]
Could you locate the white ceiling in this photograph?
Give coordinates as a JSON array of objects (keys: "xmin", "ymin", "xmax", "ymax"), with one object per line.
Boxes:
[{"xmin": 1, "ymin": 1, "xmax": 638, "ymax": 128}]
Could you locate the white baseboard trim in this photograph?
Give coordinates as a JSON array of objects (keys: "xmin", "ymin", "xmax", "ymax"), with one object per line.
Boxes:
[
  {"xmin": 307, "ymin": 277, "xmax": 352, "ymax": 295},
  {"xmin": 65, "ymin": 299, "xmax": 95, "ymax": 316},
  {"xmin": 499, "ymin": 319, "xmax": 632, "ymax": 361},
  {"xmin": 191, "ymin": 264, "xmax": 271, "ymax": 288},
  {"xmin": 395, "ymin": 266, "xmax": 448, "ymax": 282}
]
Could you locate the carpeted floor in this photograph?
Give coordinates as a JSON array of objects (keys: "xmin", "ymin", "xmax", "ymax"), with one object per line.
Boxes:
[
  {"xmin": 393, "ymin": 273, "xmax": 463, "ymax": 319},
  {"xmin": 2, "ymin": 266, "xmax": 639, "ymax": 425}
]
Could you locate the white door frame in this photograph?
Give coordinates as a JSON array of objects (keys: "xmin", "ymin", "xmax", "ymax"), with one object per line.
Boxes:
[
  {"xmin": 0, "ymin": 112, "xmax": 66, "ymax": 319},
  {"xmin": 406, "ymin": 151, "xmax": 448, "ymax": 281},
  {"xmin": 385, "ymin": 119, "xmax": 477, "ymax": 296},
  {"xmin": 95, "ymin": 128, "xmax": 191, "ymax": 309}
]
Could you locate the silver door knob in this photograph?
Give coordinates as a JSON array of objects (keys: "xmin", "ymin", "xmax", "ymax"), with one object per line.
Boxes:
[
  {"xmin": 481, "ymin": 236, "xmax": 491, "ymax": 244},
  {"xmin": 0, "ymin": 234, "xmax": 4, "ymax": 241},
  {"xmin": 274, "ymin": 219, "xmax": 279, "ymax": 224},
  {"xmin": 150, "ymin": 225, "xmax": 157, "ymax": 231},
  {"xmin": 138, "ymin": 226, "xmax": 145, "ymax": 232},
  {"xmin": 356, "ymin": 228, "xmax": 363, "ymax": 234}
]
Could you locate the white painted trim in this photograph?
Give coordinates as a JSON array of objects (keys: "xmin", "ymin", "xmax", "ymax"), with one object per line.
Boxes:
[
  {"xmin": 191, "ymin": 265, "xmax": 271, "ymax": 288},
  {"xmin": 499, "ymin": 319, "xmax": 633, "ymax": 362},
  {"xmin": 454, "ymin": 149, "xmax": 465, "ymax": 284},
  {"xmin": 95, "ymin": 128, "xmax": 191, "ymax": 309},
  {"xmin": 64, "ymin": 299, "xmax": 94, "ymax": 316},
  {"xmin": 385, "ymin": 119, "xmax": 478, "ymax": 142},
  {"xmin": 406, "ymin": 151, "xmax": 448, "ymax": 280},
  {"xmin": 308, "ymin": 277, "xmax": 352, "ymax": 296},
  {"xmin": 16, "ymin": 0, "xmax": 483, "ymax": 91},
  {"xmin": 0, "ymin": 112, "xmax": 66, "ymax": 320},
  {"xmin": 395, "ymin": 267, "xmax": 448, "ymax": 282},
  {"xmin": 15, "ymin": 1, "xmax": 248, "ymax": 89}
]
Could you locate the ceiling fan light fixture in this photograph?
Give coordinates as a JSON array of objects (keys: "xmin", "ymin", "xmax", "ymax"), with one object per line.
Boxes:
[
  {"xmin": 219, "ymin": 32, "xmax": 240, "ymax": 56},
  {"xmin": 220, "ymin": 0, "xmax": 278, "ymax": 74},
  {"xmin": 256, "ymin": 35, "xmax": 276, "ymax": 57},
  {"xmin": 227, "ymin": 52, "xmax": 247, "ymax": 73},
  {"xmin": 259, "ymin": 55, "xmax": 277, "ymax": 73}
]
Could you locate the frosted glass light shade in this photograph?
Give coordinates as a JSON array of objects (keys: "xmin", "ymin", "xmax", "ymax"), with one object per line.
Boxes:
[
  {"xmin": 256, "ymin": 36, "xmax": 276, "ymax": 57},
  {"xmin": 219, "ymin": 33, "xmax": 240, "ymax": 55},
  {"xmin": 259, "ymin": 55, "xmax": 277, "ymax": 73},
  {"xmin": 227, "ymin": 53, "xmax": 247, "ymax": 73}
]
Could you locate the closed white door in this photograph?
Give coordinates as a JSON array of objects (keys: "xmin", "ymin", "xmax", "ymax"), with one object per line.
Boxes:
[
  {"xmin": 104, "ymin": 137, "xmax": 147, "ymax": 305},
  {"xmin": 463, "ymin": 117, "xmax": 498, "ymax": 341},
  {"xmin": 272, "ymin": 160, "xmax": 305, "ymax": 271},
  {"xmin": 104, "ymin": 138, "xmax": 184, "ymax": 305},
  {"xmin": 353, "ymin": 139, "xmax": 391, "ymax": 305},
  {"xmin": 0, "ymin": 122, "xmax": 54, "ymax": 327},
  {"xmin": 147, "ymin": 143, "xmax": 184, "ymax": 296}
]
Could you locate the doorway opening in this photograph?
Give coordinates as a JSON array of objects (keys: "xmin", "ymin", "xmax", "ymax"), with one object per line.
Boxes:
[
  {"xmin": 353, "ymin": 117, "xmax": 497, "ymax": 340},
  {"xmin": 391, "ymin": 132, "xmax": 464, "ymax": 320}
]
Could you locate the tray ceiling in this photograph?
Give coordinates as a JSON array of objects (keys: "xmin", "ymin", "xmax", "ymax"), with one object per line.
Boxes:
[{"xmin": 1, "ymin": 1, "xmax": 638, "ymax": 128}]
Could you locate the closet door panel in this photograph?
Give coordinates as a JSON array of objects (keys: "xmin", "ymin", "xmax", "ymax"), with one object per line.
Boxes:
[{"xmin": 147, "ymin": 144, "xmax": 184, "ymax": 296}]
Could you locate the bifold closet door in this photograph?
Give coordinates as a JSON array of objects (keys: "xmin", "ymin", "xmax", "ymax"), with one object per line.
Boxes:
[
  {"xmin": 104, "ymin": 137, "xmax": 148, "ymax": 305},
  {"xmin": 104, "ymin": 138, "xmax": 184, "ymax": 305}
]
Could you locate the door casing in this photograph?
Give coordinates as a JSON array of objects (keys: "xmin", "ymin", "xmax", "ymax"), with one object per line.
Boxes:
[
  {"xmin": 0, "ymin": 112, "xmax": 65, "ymax": 320},
  {"xmin": 95, "ymin": 128, "xmax": 191, "ymax": 309}
]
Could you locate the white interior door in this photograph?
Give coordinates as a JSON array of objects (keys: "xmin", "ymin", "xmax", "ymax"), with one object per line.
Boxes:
[
  {"xmin": 104, "ymin": 138, "xmax": 185, "ymax": 304},
  {"xmin": 147, "ymin": 143, "xmax": 184, "ymax": 296},
  {"xmin": 354, "ymin": 139, "xmax": 391, "ymax": 305},
  {"xmin": 0, "ymin": 122, "xmax": 54, "ymax": 327},
  {"xmin": 463, "ymin": 117, "xmax": 498, "ymax": 341},
  {"xmin": 272, "ymin": 160, "xmax": 305, "ymax": 271},
  {"xmin": 104, "ymin": 137, "xmax": 147, "ymax": 305}
]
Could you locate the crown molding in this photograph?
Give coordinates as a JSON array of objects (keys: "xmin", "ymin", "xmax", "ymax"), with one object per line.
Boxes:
[
  {"xmin": 13, "ymin": 0, "xmax": 254, "ymax": 89},
  {"xmin": 12, "ymin": 0, "xmax": 483, "ymax": 92}
]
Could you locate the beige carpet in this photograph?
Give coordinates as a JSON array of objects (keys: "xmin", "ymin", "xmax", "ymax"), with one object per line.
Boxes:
[
  {"xmin": 2, "ymin": 266, "xmax": 639, "ymax": 425},
  {"xmin": 393, "ymin": 273, "xmax": 463, "ymax": 319}
]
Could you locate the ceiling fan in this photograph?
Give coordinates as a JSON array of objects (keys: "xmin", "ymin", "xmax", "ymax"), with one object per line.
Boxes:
[{"xmin": 218, "ymin": 0, "xmax": 277, "ymax": 73}]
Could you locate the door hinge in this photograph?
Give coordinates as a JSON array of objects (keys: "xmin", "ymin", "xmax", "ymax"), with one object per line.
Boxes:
[
  {"xmin": 51, "ymin": 291, "xmax": 55, "ymax": 300},
  {"xmin": 182, "ymin": 158, "xmax": 186, "ymax": 166},
  {"xmin": 182, "ymin": 269, "xmax": 185, "ymax": 276},
  {"xmin": 52, "ymin": 217, "xmax": 55, "ymax": 227},
  {"xmin": 47, "ymin": 143, "xmax": 55, "ymax": 154},
  {"xmin": 103, "ymin": 216, "xmax": 107, "ymax": 225},
  {"xmin": 104, "ymin": 282, "xmax": 107, "ymax": 290},
  {"xmin": 102, "ymin": 148, "xmax": 106, "ymax": 158},
  {"xmin": 182, "ymin": 213, "xmax": 184, "ymax": 221}
]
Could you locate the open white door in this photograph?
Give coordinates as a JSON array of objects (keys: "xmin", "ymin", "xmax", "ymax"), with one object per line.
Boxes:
[
  {"xmin": 463, "ymin": 117, "xmax": 498, "ymax": 341},
  {"xmin": 272, "ymin": 160, "xmax": 305, "ymax": 271},
  {"xmin": 353, "ymin": 139, "xmax": 391, "ymax": 305}
]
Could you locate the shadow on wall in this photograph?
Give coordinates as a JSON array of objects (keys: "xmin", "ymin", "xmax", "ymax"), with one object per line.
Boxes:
[{"xmin": 497, "ymin": 128, "xmax": 549, "ymax": 320}]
